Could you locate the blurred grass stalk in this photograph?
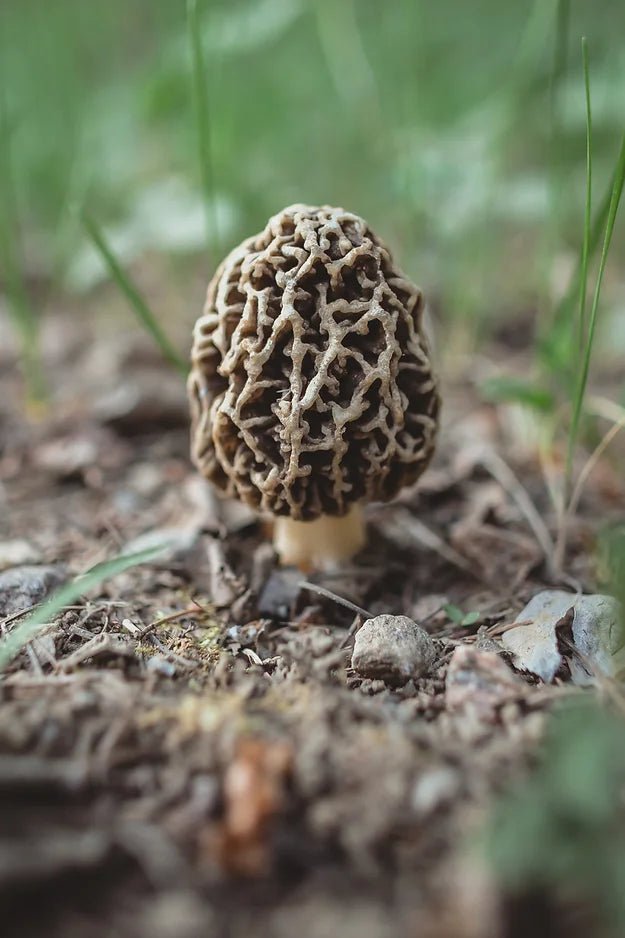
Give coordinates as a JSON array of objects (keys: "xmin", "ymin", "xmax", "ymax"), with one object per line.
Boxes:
[
  {"xmin": 0, "ymin": 544, "xmax": 169, "ymax": 671},
  {"xmin": 555, "ymin": 39, "xmax": 625, "ymax": 569},
  {"xmin": 0, "ymin": 97, "xmax": 45, "ymax": 403},
  {"xmin": 542, "ymin": 0, "xmax": 570, "ymax": 285},
  {"xmin": 565, "ymin": 136, "xmax": 625, "ymax": 484},
  {"xmin": 187, "ymin": 0, "xmax": 219, "ymax": 258},
  {"xmin": 82, "ymin": 212, "xmax": 187, "ymax": 376}
]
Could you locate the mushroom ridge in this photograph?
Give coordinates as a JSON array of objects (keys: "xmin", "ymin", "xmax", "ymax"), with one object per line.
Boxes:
[{"xmin": 188, "ymin": 203, "xmax": 439, "ymax": 521}]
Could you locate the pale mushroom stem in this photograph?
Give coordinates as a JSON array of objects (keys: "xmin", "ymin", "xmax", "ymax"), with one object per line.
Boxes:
[{"xmin": 273, "ymin": 504, "xmax": 365, "ymax": 571}]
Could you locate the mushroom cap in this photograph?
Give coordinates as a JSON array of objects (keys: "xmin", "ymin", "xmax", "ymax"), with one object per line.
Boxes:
[{"xmin": 188, "ymin": 204, "xmax": 439, "ymax": 521}]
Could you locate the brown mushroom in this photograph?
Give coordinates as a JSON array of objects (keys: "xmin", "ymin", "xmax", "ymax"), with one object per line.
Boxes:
[{"xmin": 188, "ymin": 204, "xmax": 439, "ymax": 569}]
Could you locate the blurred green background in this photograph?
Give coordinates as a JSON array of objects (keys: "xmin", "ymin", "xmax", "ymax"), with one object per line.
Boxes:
[{"xmin": 1, "ymin": 0, "xmax": 625, "ymax": 372}]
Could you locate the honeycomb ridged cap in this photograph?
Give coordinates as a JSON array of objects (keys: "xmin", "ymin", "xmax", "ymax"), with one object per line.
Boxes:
[{"xmin": 188, "ymin": 204, "xmax": 440, "ymax": 520}]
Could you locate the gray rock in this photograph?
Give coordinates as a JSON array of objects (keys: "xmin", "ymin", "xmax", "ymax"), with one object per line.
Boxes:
[
  {"xmin": 258, "ymin": 568, "xmax": 303, "ymax": 619},
  {"xmin": 569, "ymin": 593, "xmax": 624, "ymax": 685},
  {"xmin": 502, "ymin": 589, "xmax": 624, "ymax": 685},
  {"xmin": 0, "ymin": 565, "xmax": 66, "ymax": 619},
  {"xmin": 502, "ymin": 591, "xmax": 570, "ymax": 683},
  {"xmin": 351, "ymin": 614, "xmax": 436, "ymax": 686}
]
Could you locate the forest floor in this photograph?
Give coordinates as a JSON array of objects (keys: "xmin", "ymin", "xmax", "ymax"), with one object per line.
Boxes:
[{"xmin": 1, "ymin": 303, "xmax": 624, "ymax": 938}]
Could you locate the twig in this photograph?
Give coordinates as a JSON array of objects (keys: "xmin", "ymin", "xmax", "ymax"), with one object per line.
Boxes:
[
  {"xmin": 1, "ymin": 605, "xmax": 37, "ymax": 633},
  {"xmin": 270, "ymin": 620, "xmax": 361, "ymax": 634},
  {"xmin": 58, "ymin": 634, "xmax": 136, "ymax": 672},
  {"xmin": 25, "ymin": 643, "xmax": 44, "ymax": 676},
  {"xmin": 379, "ymin": 507, "xmax": 482, "ymax": 580},
  {"xmin": 146, "ymin": 633, "xmax": 198, "ymax": 671},
  {"xmin": 299, "ymin": 582, "xmax": 372, "ymax": 618},
  {"xmin": 479, "ymin": 448, "xmax": 556, "ymax": 574},
  {"xmin": 191, "ymin": 596, "xmax": 212, "ymax": 614},
  {"xmin": 555, "ymin": 399, "xmax": 625, "ymax": 569},
  {"xmin": 569, "ymin": 415, "xmax": 625, "ymax": 517},
  {"xmin": 29, "ymin": 633, "xmax": 58, "ymax": 670},
  {"xmin": 240, "ymin": 647, "xmax": 264, "ymax": 667},
  {"xmin": 142, "ymin": 604, "xmax": 206, "ymax": 637}
]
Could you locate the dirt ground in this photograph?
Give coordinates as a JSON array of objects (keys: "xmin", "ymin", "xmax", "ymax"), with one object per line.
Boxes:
[{"xmin": 1, "ymin": 304, "xmax": 624, "ymax": 938}]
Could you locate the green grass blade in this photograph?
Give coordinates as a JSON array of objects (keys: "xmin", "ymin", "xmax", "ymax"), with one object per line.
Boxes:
[
  {"xmin": 82, "ymin": 212, "xmax": 187, "ymax": 376},
  {"xmin": 0, "ymin": 545, "xmax": 169, "ymax": 671},
  {"xmin": 539, "ymin": 174, "xmax": 613, "ymax": 382},
  {"xmin": 577, "ymin": 37, "xmax": 592, "ymax": 358},
  {"xmin": 566, "ymin": 125, "xmax": 625, "ymax": 486},
  {"xmin": 563, "ymin": 37, "xmax": 593, "ymax": 490},
  {"xmin": 187, "ymin": 0, "xmax": 218, "ymax": 256},
  {"xmin": 544, "ymin": 0, "xmax": 570, "ymax": 253},
  {"xmin": 552, "ymin": 0, "xmax": 570, "ymax": 89},
  {"xmin": 0, "ymin": 96, "xmax": 45, "ymax": 402}
]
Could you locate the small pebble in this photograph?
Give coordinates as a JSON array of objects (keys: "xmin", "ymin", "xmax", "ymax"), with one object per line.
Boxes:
[
  {"xmin": 0, "ymin": 540, "xmax": 41, "ymax": 572},
  {"xmin": 351, "ymin": 614, "xmax": 436, "ymax": 686},
  {"xmin": 257, "ymin": 568, "xmax": 303, "ymax": 619},
  {"xmin": 411, "ymin": 767, "xmax": 460, "ymax": 817}
]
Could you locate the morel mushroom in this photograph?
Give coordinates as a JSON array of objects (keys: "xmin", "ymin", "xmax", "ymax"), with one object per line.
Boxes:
[{"xmin": 188, "ymin": 204, "xmax": 439, "ymax": 569}]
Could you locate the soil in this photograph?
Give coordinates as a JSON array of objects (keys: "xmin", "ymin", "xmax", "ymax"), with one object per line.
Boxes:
[{"xmin": 0, "ymin": 304, "xmax": 624, "ymax": 938}]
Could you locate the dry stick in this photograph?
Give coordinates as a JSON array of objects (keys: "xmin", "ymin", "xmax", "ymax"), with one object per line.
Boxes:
[
  {"xmin": 568, "ymin": 416, "xmax": 625, "ymax": 518},
  {"xmin": 479, "ymin": 448, "xmax": 556, "ymax": 576},
  {"xmin": 147, "ymin": 604, "xmax": 205, "ymax": 630},
  {"xmin": 58, "ymin": 633, "xmax": 137, "ymax": 672},
  {"xmin": 555, "ymin": 398, "xmax": 625, "ymax": 568},
  {"xmin": 382, "ymin": 507, "xmax": 480, "ymax": 579},
  {"xmin": 1, "ymin": 602, "xmax": 115, "ymax": 636},
  {"xmin": 1, "ymin": 673, "xmax": 90, "ymax": 688},
  {"xmin": 191, "ymin": 596, "xmax": 213, "ymax": 616},
  {"xmin": 25, "ymin": 644, "xmax": 44, "ymax": 676},
  {"xmin": 587, "ymin": 393, "xmax": 625, "ymax": 424},
  {"xmin": 271, "ymin": 620, "xmax": 365, "ymax": 634},
  {"xmin": 132, "ymin": 605, "xmax": 205, "ymax": 642},
  {"xmin": 0, "ymin": 603, "xmax": 42, "ymax": 631},
  {"xmin": 299, "ymin": 581, "xmax": 373, "ymax": 619},
  {"xmin": 28, "ymin": 633, "xmax": 58, "ymax": 670}
]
